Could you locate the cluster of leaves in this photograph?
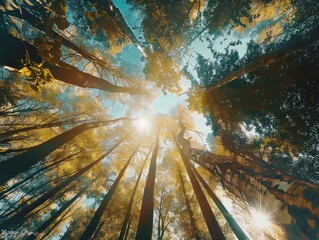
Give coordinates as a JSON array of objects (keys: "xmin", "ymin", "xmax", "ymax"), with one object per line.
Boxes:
[
  {"xmin": 189, "ymin": 0, "xmax": 319, "ymax": 181},
  {"xmin": 19, "ymin": 60, "xmax": 54, "ymax": 92}
]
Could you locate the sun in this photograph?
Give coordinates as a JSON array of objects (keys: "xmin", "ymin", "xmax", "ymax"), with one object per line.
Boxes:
[
  {"xmin": 251, "ymin": 209, "xmax": 271, "ymax": 229},
  {"xmin": 134, "ymin": 118, "xmax": 151, "ymax": 133}
]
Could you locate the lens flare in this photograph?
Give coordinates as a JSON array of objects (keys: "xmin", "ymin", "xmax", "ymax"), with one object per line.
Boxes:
[
  {"xmin": 134, "ymin": 118, "xmax": 151, "ymax": 133},
  {"xmin": 251, "ymin": 209, "xmax": 271, "ymax": 229}
]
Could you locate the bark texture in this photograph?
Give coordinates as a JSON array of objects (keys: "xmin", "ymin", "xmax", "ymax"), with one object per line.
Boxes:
[
  {"xmin": 174, "ymin": 134, "xmax": 226, "ymax": 240},
  {"xmin": 177, "ymin": 124, "xmax": 319, "ymax": 240},
  {"xmin": 191, "ymin": 163, "xmax": 249, "ymax": 240}
]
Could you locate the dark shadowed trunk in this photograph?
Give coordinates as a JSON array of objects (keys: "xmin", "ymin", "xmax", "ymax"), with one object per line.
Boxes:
[
  {"xmin": 0, "ymin": 29, "xmax": 141, "ymax": 94},
  {"xmin": 0, "ymin": 119, "xmax": 84, "ymax": 139},
  {"xmin": 176, "ymin": 123, "xmax": 319, "ymax": 239},
  {"xmin": 191, "ymin": 163, "xmax": 249, "ymax": 240},
  {"xmin": 0, "ymin": 141, "xmax": 121, "ymax": 230},
  {"xmin": 173, "ymin": 133, "xmax": 226, "ymax": 240},
  {"xmin": 135, "ymin": 129, "xmax": 160, "ymax": 240},
  {"xmin": 4, "ymin": 7, "xmax": 117, "ymax": 70},
  {"xmin": 205, "ymin": 26, "xmax": 319, "ymax": 93},
  {"xmin": 177, "ymin": 168, "xmax": 202, "ymax": 240},
  {"xmin": 0, "ymin": 117, "xmax": 128, "ymax": 185},
  {"xmin": 124, "ymin": 220, "xmax": 131, "ymax": 240},
  {"xmin": 0, "ymin": 151, "xmax": 81, "ymax": 199},
  {"xmin": 79, "ymin": 145, "xmax": 140, "ymax": 240},
  {"xmin": 118, "ymin": 147, "xmax": 151, "ymax": 240},
  {"xmin": 105, "ymin": 0, "xmax": 146, "ymax": 57},
  {"xmin": 25, "ymin": 183, "xmax": 91, "ymax": 240}
]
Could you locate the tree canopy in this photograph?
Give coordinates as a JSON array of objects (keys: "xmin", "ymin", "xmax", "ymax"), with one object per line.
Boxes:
[{"xmin": 0, "ymin": 0, "xmax": 318, "ymax": 239}]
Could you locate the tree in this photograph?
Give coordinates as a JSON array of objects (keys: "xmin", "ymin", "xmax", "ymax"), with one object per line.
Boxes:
[
  {"xmin": 191, "ymin": 163, "xmax": 249, "ymax": 240},
  {"xmin": 1, "ymin": 0, "xmax": 318, "ymax": 239},
  {"xmin": 79, "ymin": 144, "xmax": 140, "ymax": 239},
  {"xmin": 118, "ymin": 147, "xmax": 151, "ymax": 240},
  {"xmin": 135, "ymin": 128, "xmax": 159, "ymax": 240},
  {"xmin": 25, "ymin": 182, "xmax": 91, "ymax": 240},
  {"xmin": 204, "ymin": 25, "xmax": 319, "ymax": 93},
  {"xmin": 173, "ymin": 132, "xmax": 225, "ymax": 240},
  {"xmin": 177, "ymin": 166, "xmax": 202, "ymax": 240},
  {"xmin": 0, "ymin": 141, "xmax": 121, "ymax": 230},
  {"xmin": 0, "ymin": 117, "xmax": 129, "ymax": 185},
  {"xmin": 176, "ymin": 123, "xmax": 319, "ymax": 239},
  {"xmin": 0, "ymin": 29, "xmax": 141, "ymax": 94}
]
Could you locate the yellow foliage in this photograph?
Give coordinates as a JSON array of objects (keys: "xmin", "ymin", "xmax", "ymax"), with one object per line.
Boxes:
[
  {"xmin": 145, "ymin": 51, "xmax": 183, "ymax": 94},
  {"xmin": 84, "ymin": 11, "xmax": 130, "ymax": 56},
  {"xmin": 234, "ymin": 0, "xmax": 296, "ymax": 42},
  {"xmin": 211, "ymin": 136, "xmax": 233, "ymax": 157}
]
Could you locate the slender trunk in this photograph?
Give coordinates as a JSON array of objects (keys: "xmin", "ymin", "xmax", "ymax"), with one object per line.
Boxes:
[
  {"xmin": 0, "ymin": 29, "xmax": 141, "ymax": 94},
  {"xmin": 123, "ymin": 220, "xmax": 131, "ymax": 240},
  {"xmin": 80, "ymin": 145, "xmax": 140, "ymax": 240},
  {"xmin": 0, "ymin": 119, "xmax": 82, "ymax": 138},
  {"xmin": 191, "ymin": 163, "xmax": 249, "ymax": 240},
  {"xmin": 92, "ymin": 220, "xmax": 105, "ymax": 240},
  {"xmin": 0, "ymin": 141, "xmax": 121, "ymax": 230},
  {"xmin": 118, "ymin": 147, "xmax": 151, "ymax": 240},
  {"xmin": 0, "ymin": 176, "xmax": 60, "ymax": 218},
  {"xmin": 176, "ymin": 125, "xmax": 319, "ymax": 239},
  {"xmin": 0, "ymin": 151, "xmax": 80, "ymax": 199},
  {"xmin": 25, "ymin": 183, "xmax": 90, "ymax": 240},
  {"xmin": 39, "ymin": 203, "xmax": 74, "ymax": 240},
  {"xmin": 204, "ymin": 26, "xmax": 319, "ymax": 93},
  {"xmin": 105, "ymin": 0, "xmax": 146, "ymax": 57},
  {"xmin": 163, "ymin": 0, "xmax": 197, "ymax": 50},
  {"xmin": 0, "ymin": 117, "xmax": 128, "ymax": 185},
  {"xmin": 135, "ymin": 129, "xmax": 160, "ymax": 240},
  {"xmin": 177, "ymin": 168, "xmax": 202, "ymax": 240},
  {"xmin": 29, "ymin": 183, "xmax": 74, "ymax": 217},
  {"xmin": 173, "ymin": 134, "xmax": 225, "ymax": 240},
  {"xmin": 157, "ymin": 196, "xmax": 163, "ymax": 240},
  {"xmin": 4, "ymin": 7, "xmax": 116, "ymax": 69}
]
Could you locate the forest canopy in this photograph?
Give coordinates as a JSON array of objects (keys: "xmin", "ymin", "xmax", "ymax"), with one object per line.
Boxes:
[{"xmin": 0, "ymin": 0, "xmax": 318, "ymax": 239}]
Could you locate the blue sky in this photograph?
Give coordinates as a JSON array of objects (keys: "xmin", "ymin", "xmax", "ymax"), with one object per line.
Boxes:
[
  {"xmin": 110, "ymin": 0, "xmax": 256, "ymax": 146},
  {"xmin": 110, "ymin": 0, "xmax": 214, "ymax": 143}
]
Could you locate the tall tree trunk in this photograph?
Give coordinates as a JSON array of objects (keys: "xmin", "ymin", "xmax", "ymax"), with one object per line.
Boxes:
[
  {"xmin": 25, "ymin": 183, "xmax": 91, "ymax": 240},
  {"xmin": 0, "ymin": 29, "xmax": 141, "ymax": 94},
  {"xmin": 0, "ymin": 141, "xmax": 121, "ymax": 230},
  {"xmin": 105, "ymin": 0, "xmax": 146, "ymax": 57},
  {"xmin": 173, "ymin": 134, "xmax": 226, "ymax": 240},
  {"xmin": 177, "ymin": 168, "xmax": 202, "ymax": 240},
  {"xmin": 0, "ymin": 119, "xmax": 83, "ymax": 139},
  {"xmin": 0, "ymin": 151, "xmax": 80, "ymax": 199},
  {"xmin": 118, "ymin": 147, "xmax": 151, "ymax": 240},
  {"xmin": 135, "ymin": 130, "xmax": 160, "ymax": 240},
  {"xmin": 124, "ymin": 220, "xmax": 131, "ymax": 240},
  {"xmin": 91, "ymin": 220, "xmax": 105, "ymax": 240},
  {"xmin": 4, "ymin": 7, "xmax": 119, "ymax": 71},
  {"xmin": 176, "ymin": 124, "xmax": 319, "ymax": 239},
  {"xmin": 79, "ymin": 145, "xmax": 140, "ymax": 240},
  {"xmin": 0, "ymin": 117, "xmax": 128, "ymax": 185},
  {"xmin": 191, "ymin": 163, "xmax": 249, "ymax": 240},
  {"xmin": 39, "ymin": 203, "xmax": 74, "ymax": 240},
  {"xmin": 204, "ymin": 25, "xmax": 319, "ymax": 93}
]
